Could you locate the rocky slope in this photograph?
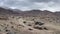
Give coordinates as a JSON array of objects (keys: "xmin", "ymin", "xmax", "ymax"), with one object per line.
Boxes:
[{"xmin": 0, "ymin": 7, "xmax": 60, "ymax": 34}]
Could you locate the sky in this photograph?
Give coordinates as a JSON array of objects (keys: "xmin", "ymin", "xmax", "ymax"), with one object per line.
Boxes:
[{"xmin": 0, "ymin": 0, "xmax": 60, "ymax": 12}]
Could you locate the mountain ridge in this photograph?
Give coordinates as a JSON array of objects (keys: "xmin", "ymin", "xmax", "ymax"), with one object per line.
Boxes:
[{"xmin": 0, "ymin": 7, "xmax": 60, "ymax": 17}]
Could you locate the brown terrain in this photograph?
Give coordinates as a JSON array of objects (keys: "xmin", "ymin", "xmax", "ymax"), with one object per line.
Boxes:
[{"xmin": 0, "ymin": 7, "xmax": 60, "ymax": 34}]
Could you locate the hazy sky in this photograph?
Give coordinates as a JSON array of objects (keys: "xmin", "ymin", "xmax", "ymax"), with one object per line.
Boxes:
[{"xmin": 0, "ymin": 0, "xmax": 60, "ymax": 12}]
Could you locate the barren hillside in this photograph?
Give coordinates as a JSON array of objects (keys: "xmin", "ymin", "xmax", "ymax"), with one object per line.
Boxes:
[{"xmin": 0, "ymin": 7, "xmax": 60, "ymax": 34}]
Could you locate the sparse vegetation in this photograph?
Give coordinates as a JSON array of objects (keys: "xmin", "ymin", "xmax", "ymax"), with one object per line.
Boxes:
[
  {"xmin": 43, "ymin": 27, "xmax": 48, "ymax": 30},
  {"xmin": 6, "ymin": 32, "xmax": 12, "ymax": 34},
  {"xmin": 12, "ymin": 16, "xmax": 14, "ymax": 18},
  {"xmin": 0, "ymin": 17, "xmax": 8, "ymax": 20},
  {"xmin": 5, "ymin": 29, "xmax": 10, "ymax": 32},
  {"xmin": 35, "ymin": 22, "xmax": 44, "ymax": 26},
  {"xmin": 34, "ymin": 26, "xmax": 43, "ymax": 30},
  {"xmin": 10, "ymin": 22, "xmax": 13, "ymax": 24},
  {"xmin": 11, "ymin": 26, "xmax": 14, "ymax": 28},
  {"xmin": 0, "ymin": 29, "xmax": 1, "ymax": 31},
  {"xmin": 33, "ymin": 26, "xmax": 48, "ymax": 30},
  {"xmin": 28, "ymin": 24, "xmax": 32, "ymax": 26},
  {"xmin": 23, "ymin": 21, "xmax": 26, "ymax": 23},
  {"xmin": 28, "ymin": 28, "xmax": 33, "ymax": 31}
]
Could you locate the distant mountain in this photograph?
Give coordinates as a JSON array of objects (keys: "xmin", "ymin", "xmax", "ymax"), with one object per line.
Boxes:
[
  {"xmin": 21, "ymin": 10, "xmax": 56, "ymax": 17},
  {"xmin": 0, "ymin": 7, "xmax": 21, "ymax": 16},
  {"xmin": 0, "ymin": 7, "xmax": 60, "ymax": 17},
  {"xmin": 54, "ymin": 12, "xmax": 60, "ymax": 17}
]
